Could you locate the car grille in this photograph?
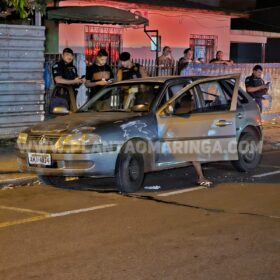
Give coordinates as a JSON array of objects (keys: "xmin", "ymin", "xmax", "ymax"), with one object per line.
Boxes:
[{"xmin": 27, "ymin": 135, "xmax": 61, "ymax": 146}]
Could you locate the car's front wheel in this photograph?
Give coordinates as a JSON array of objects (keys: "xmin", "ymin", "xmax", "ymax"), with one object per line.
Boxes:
[
  {"xmin": 231, "ymin": 129, "xmax": 262, "ymax": 172},
  {"xmin": 115, "ymin": 142, "xmax": 145, "ymax": 193},
  {"xmin": 38, "ymin": 175, "xmax": 66, "ymax": 187}
]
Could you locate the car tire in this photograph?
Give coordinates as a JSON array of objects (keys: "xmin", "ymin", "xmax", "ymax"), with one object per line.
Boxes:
[
  {"xmin": 38, "ymin": 175, "xmax": 65, "ymax": 187},
  {"xmin": 115, "ymin": 141, "xmax": 145, "ymax": 193},
  {"xmin": 231, "ymin": 129, "xmax": 262, "ymax": 172}
]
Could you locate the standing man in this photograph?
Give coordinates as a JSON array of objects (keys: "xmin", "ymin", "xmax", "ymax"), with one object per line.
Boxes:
[
  {"xmin": 177, "ymin": 48, "xmax": 200, "ymax": 75},
  {"xmin": 210, "ymin": 51, "xmax": 234, "ymax": 65},
  {"xmin": 245, "ymin": 65, "xmax": 270, "ymax": 112},
  {"xmin": 157, "ymin": 46, "xmax": 175, "ymax": 66},
  {"xmin": 85, "ymin": 49, "xmax": 114, "ymax": 99},
  {"xmin": 117, "ymin": 52, "xmax": 148, "ymax": 81},
  {"xmin": 52, "ymin": 48, "xmax": 85, "ymax": 111},
  {"xmin": 52, "ymin": 48, "xmax": 85, "ymax": 87}
]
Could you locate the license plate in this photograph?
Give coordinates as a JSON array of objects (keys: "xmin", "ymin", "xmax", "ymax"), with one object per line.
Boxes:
[{"xmin": 28, "ymin": 153, "xmax": 51, "ymax": 166}]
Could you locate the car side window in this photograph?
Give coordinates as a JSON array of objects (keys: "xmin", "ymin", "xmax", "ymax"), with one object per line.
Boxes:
[
  {"xmin": 220, "ymin": 80, "xmax": 249, "ymax": 105},
  {"xmin": 198, "ymin": 81, "xmax": 231, "ymax": 112},
  {"xmin": 157, "ymin": 83, "xmax": 187, "ymax": 109},
  {"xmin": 172, "ymin": 89, "xmax": 197, "ymax": 115}
]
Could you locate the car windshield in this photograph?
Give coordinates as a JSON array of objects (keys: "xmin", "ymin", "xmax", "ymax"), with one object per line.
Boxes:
[{"xmin": 79, "ymin": 82, "xmax": 163, "ymax": 112}]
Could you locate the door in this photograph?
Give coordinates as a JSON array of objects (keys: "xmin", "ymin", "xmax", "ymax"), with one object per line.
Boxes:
[{"xmin": 155, "ymin": 74, "xmax": 240, "ymax": 167}]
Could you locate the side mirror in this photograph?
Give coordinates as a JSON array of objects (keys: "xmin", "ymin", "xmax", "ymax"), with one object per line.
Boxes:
[{"xmin": 52, "ymin": 107, "xmax": 70, "ymax": 114}]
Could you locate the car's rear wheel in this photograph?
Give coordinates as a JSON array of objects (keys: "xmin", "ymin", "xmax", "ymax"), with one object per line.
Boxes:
[
  {"xmin": 116, "ymin": 142, "xmax": 145, "ymax": 193},
  {"xmin": 231, "ymin": 129, "xmax": 262, "ymax": 172}
]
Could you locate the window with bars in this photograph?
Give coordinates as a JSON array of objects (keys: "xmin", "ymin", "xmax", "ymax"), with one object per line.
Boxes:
[
  {"xmin": 190, "ymin": 35, "xmax": 217, "ymax": 62},
  {"xmin": 85, "ymin": 25, "xmax": 123, "ymax": 65}
]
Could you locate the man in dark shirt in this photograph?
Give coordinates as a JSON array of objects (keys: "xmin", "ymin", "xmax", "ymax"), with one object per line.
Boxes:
[
  {"xmin": 117, "ymin": 52, "xmax": 148, "ymax": 81},
  {"xmin": 52, "ymin": 48, "xmax": 85, "ymax": 111},
  {"xmin": 245, "ymin": 65, "xmax": 269, "ymax": 112},
  {"xmin": 85, "ymin": 49, "xmax": 114, "ymax": 99},
  {"xmin": 210, "ymin": 51, "xmax": 233, "ymax": 65},
  {"xmin": 52, "ymin": 48, "xmax": 84, "ymax": 87}
]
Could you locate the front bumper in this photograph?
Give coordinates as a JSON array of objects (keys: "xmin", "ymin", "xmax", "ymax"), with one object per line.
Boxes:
[{"xmin": 17, "ymin": 150, "xmax": 119, "ymax": 177}]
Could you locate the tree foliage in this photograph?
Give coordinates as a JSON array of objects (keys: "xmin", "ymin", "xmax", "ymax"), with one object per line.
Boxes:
[{"xmin": 6, "ymin": 0, "xmax": 48, "ymax": 19}]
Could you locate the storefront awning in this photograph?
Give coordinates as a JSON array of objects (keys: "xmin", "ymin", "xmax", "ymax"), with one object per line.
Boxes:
[{"xmin": 47, "ymin": 6, "xmax": 148, "ymax": 26}]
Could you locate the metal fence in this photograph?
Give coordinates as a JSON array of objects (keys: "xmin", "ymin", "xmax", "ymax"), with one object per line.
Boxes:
[
  {"xmin": 45, "ymin": 54, "xmax": 280, "ymax": 116},
  {"xmin": 0, "ymin": 24, "xmax": 45, "ymax": 139}
]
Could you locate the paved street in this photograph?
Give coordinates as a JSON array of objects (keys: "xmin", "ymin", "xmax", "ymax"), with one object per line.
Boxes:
[{"xmin": 0, "ymin": 151, "xmax": 279, "ymax": 280}]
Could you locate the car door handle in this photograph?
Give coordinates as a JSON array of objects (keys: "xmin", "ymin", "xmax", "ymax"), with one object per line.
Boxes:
[{"xmin": 216, "ymin": 120, "xmax": 233, "ymax": 127}]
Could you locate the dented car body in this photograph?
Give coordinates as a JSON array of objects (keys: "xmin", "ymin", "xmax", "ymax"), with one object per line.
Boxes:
[{"xmin": 17, "ymin": 75, "xmax": 263, "ymax": 192}]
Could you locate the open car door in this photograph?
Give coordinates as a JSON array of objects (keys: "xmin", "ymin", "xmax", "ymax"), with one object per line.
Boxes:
[{"xmin": 155, "ymin": 74, "xmax": 240, "ymax": 167}]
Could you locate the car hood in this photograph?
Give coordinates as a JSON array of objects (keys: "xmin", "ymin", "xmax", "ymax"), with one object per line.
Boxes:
[{"xmin": 30, "ymin": 112, "xmax": 141, "ymax": 134}]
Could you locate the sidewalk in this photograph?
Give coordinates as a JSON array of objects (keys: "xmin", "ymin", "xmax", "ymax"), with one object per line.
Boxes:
[
  {"xmin": 0, "ymin": 143, "xmax": 37, "ymax": 189},
  {"xmin": 262, "ymin": 118, "xmax": 280, "ymax": 151},
  {"xmin": 0, "ymin": 120, "xmax": 279, "ymax": 189}
]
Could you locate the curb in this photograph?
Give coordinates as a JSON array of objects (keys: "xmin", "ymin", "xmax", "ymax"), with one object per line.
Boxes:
[{"xmin": 0, "ymin": 175, "xmax": 38, "ymax": 189}]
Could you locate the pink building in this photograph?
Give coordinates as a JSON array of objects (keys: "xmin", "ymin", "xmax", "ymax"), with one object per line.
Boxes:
[
  {"xmin": 46, "ymin": 0, "xmax": 280, "ymax": 63},
  {"xmin": 50, "ymin": 0, "xmax": 244, "ymax": 62}
]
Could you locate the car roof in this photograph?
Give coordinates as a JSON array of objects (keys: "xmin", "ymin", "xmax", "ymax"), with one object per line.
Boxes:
[{"xmin": 112, "ymin": 76, "xmax": 207, "ymax": 85}]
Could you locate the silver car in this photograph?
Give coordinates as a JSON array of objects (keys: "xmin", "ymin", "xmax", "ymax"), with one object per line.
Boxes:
[{"xmin": 17, "ymin": 74, "xmax": 263, "ymax": 192}]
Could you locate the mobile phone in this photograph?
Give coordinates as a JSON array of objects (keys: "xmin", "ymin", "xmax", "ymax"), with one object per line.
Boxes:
[{"xmin": 80, "ymin": 75, "xmax": 85, "ymax": 79}]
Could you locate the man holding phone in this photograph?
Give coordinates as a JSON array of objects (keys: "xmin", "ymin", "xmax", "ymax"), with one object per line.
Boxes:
[
  {"xmin": 51, "ymin": 48, "xmax": 85, "ymax": 112},
  {"xmin": 85, "ymin": 49, "xmax": 114, "ymax": 99},
  {"xmin": 245, "ymin": 65, "xmax": 270, "ymax": 112}
]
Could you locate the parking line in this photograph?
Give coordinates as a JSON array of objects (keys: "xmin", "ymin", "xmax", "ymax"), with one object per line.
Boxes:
[
  {"xmin": 158, "ymin": 186, "xmax": 206, "ymax": 197},
  {"xmin": 0, "ymin": 215, "xmax": 48, "ymax": 229},
  {"xmin": 49, "ymin": 204, "xmax": 118, "ymax": 218},
  {"xmin": 0, "ymin": 205, "xmax": 49, "ymax": 215},
  {"xmin": 0, "ymin": 203, "xmax": 117, "ymax": 229},
  {"xmin": 252, "ymin": 170, "xmax": 280, "ymax": 178}
]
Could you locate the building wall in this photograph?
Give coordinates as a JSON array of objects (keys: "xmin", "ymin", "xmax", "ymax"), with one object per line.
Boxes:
[{"xmin": 58, "ymin": 1, "xmax": 232, "ymax": 61}]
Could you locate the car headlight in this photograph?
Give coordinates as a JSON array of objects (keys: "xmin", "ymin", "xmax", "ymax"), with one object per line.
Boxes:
[
  {"xmin": 60, "ymin": 133, "xmax": 101, "ymax": 146},
  {"xmin": 17, "ymin": 133, "xmax": 28, "ymax": 144}
]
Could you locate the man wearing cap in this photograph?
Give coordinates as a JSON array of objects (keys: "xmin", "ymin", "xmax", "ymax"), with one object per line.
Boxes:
[
  {"xmin": 52, "ymin": 48, "xmax": 85, "ymax": 86},
  {"xmin": 117, "ymin": 52, "xmax": 148, "ymax": 81},
  {"xmin": 51, "ymin": 48, "xmax": 85, "ymax": 111}
]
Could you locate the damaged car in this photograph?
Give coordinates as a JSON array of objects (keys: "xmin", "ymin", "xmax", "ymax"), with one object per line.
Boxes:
[{"xmin": 16, "ymin": 74, "xmax": 263, "ymax": 192}]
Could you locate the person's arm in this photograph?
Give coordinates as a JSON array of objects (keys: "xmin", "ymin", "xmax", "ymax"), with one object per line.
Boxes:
[
  {"xmin": 85, "ymin": 66, "xmax": 109, "ymax": 87},
  {"xmin": 52, "ymin": 63, "xmax": 83, "ymax": 85},
  {"xmin": 170, "ymin": 56, "xmax": 175, "ymax": 64},
  {"xmin": 246, "ymin": 84, "xmax": 268, "ymax": 93},
  {"xmin": 211, "ymin": 60, "xmax": 233, "ymax": 65},
  {"xmin": 210, "ymin": 60, "xmax": 224, "ymax": 64},
  {"xmin": 54, "ymin": 76, "xmax": 83, "ymax": 85},
  {"xmin": 85, "ymin": 80, "xmax": 108, "ymax": 87},
  {"xmin": 157, "ymin": 56, "xmax": 164, "ymax": 65},
  {"xmin": 246, "ymin": 77, "xmax": 268, "ymax": 93},
  {"xmin": 139, "ymin": 65, "xmax": 149, "ymax": 78},
  {"xmin": 224, "ymin": 60, "xmax": 234, "ymax": 66},
  {"xmin": 117, "ymin": 69, "xmax": 123, "ymax": 81}
]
